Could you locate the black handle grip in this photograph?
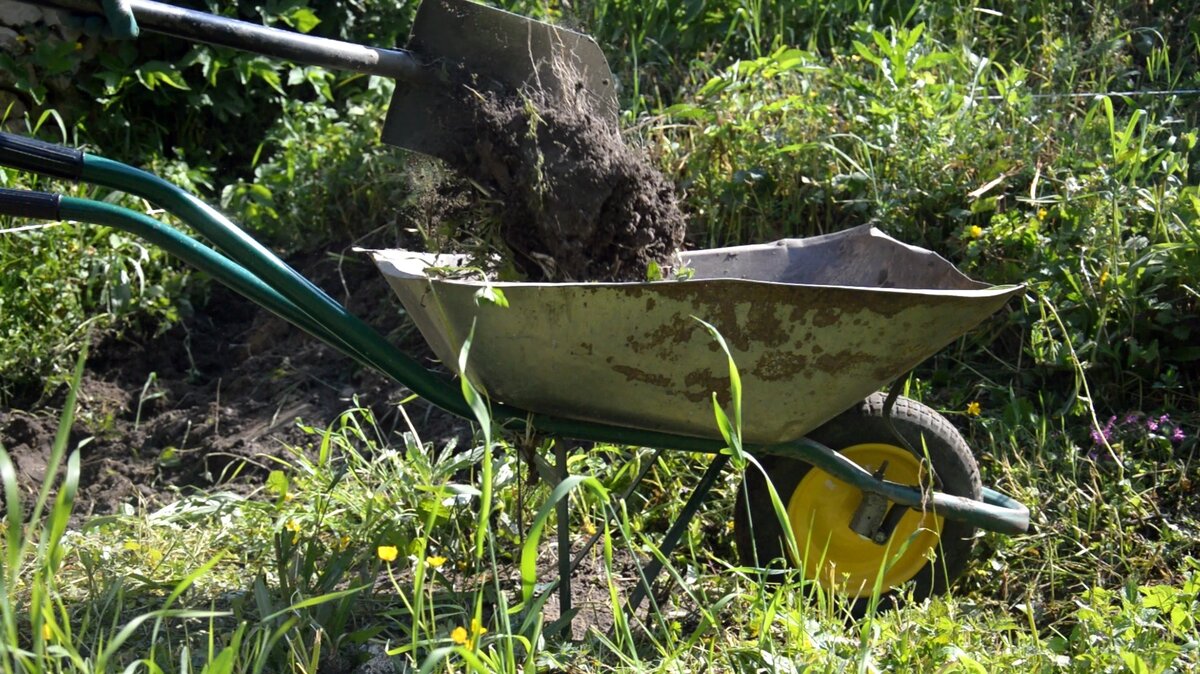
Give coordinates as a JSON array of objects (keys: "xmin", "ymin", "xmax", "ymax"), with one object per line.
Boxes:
[
  {"xmin": 0, "ymin": 187, "xmax": 62, "ymax": 220},
  {"xmin": 0, "ymin": 132, "xmax": 84, "ymax": 180}
]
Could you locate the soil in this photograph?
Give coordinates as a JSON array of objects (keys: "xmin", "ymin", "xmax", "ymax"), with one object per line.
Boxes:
[
  {"xmin": 525, "ymin": 535, "xmax": 670, "ymax": 641},
  {"xmin": 0, "ymin": 241, "xmax": 468, "ymax": 520},
  {"xmin": 444, "ymin": 82, "xmax": 687, "ymax": 282}
]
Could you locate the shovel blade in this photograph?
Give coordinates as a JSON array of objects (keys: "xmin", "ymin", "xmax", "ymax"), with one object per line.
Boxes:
[{"xmin": 381, "ymin": 0, "xmax": 618, "ymax": 162}]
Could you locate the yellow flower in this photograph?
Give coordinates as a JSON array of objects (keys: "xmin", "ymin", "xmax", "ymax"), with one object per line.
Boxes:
[
  {"xmin": 42, "ymin": 622, "xmax": 52, "ymax": 641},
  {"xmin": 967, "ymin": 225, "xmax": 984, "ymax": 239},
  {"xmin": 1099, "ymin": 270, "xmax": 1110, "ymax": 286},
  {"xmin": 1037, "ymin": 208, "xmax": 1048, "ymax": 221},
  {"xmin": 426, "ymin": 555, "xmax": 446, "ymax": 568},
  {"xmin": 377, "ymin": 545, "xmax": 399, "ymax": 562},
  {"xmin": 470, "ymin": 617, "xmax": 488, "ymax": 637},
  {"xmin": 285, "ymin": 519, "xmax": 302, "ymax": 544},
  {"xmin": 450, "ymin": 626, "xmax": 468, "ymax": 645},
  {"xmin": 581, "ymin": 520, "xmax": 596, "ymax": 536},
  {"xmin": 337, "ymin": 535, "xmax": 352, "ymax": 551},
  {"xmin": 966, "ymin": 401, "xmax": 982, "ymax": 416}
]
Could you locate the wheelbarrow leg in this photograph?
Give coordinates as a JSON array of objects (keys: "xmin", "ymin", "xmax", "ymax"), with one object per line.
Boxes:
[
  {"xmin": 555, "ymin": 440, "xmax": 573, "ymax": 630},
  {"xmin": 626, "ymin": 452, "xmax": 731, "ymax": 615},
  {"xmin": 534, "ymin": 445, "xmax": 666, "ymax": 639}
]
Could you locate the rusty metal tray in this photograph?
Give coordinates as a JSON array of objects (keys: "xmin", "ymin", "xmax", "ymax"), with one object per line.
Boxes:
[{"xmin": 371, "ymin": 225, "xmax": 1023, "ymax": 445}]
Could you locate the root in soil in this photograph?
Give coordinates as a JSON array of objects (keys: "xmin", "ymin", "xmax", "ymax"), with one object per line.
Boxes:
[{"xmin": 438, "ymin": 71, "xmax": 687, "ymax": 282}]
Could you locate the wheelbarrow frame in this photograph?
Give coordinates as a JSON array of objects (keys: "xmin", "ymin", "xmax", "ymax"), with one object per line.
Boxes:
[{"xmin": 0, "ymin": 132, "xmax": 1029, "ymax": 620}]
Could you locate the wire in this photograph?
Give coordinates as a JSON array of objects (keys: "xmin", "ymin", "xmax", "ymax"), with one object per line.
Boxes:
[
  {"xmin": 983, "ymin": 88, "xmax": 1200, "ymax": 101},
  {"xmin": 0, "ymin": 221, "xmax": 67, "ymax": 234}
]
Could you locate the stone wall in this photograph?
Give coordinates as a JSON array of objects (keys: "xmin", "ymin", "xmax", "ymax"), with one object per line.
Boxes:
[{"xmin": 1, "ymin": 2, "xmax": 82, "ymax": 130}]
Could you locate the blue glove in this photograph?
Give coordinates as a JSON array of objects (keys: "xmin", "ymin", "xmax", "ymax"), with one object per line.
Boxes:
[{"xmin": 63, "ymin": 0, "xmax": 139, "ymax": 39}]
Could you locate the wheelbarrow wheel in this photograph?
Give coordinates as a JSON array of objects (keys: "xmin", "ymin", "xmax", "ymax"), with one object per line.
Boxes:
[{"xmin": 733, "ymin": 392, "xmax": 982, "ymax": 611}]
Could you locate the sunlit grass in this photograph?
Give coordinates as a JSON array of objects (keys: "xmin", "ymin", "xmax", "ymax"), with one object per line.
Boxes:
[{"xmin": 5, "ymin": 386, "xmax": 1196, "ymax": 671}]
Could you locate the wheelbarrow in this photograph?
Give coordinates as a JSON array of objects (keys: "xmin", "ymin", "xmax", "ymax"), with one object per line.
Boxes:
[
  {"xmin": 0, "ymin": 0, "xmax": 1028, "ymax": 620},
  {"xmin": 0, "ymin": 132, "xmax": 1029, "ymax": 618}
]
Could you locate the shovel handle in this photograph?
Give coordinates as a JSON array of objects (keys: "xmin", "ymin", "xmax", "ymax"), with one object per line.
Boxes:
[{"xmin": 23, "ymin": 0, "xmax": 427, "ymax": 81}]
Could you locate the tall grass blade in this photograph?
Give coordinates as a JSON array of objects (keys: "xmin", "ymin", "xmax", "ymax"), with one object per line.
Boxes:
[
  {"xmin": 416, "ymin": 646, "xmax": 491, "ymax": 674},
  {"xmin": 0, "ymin": 449, "xmax": 21, "ymax": 583},
  {"xmin": 458, "ymin": 320, "xmax": 496, "ymax": 562},
  {"xmin": 261, "ymin": 584, "xmax": 371, "ymax": 622},
  {"xmin": 40, "ymin": 448, "xmax": 79, "ymax": 574},
  {"xmin": 519, "ymin": 475, "xmax": 608, "ymax": 604},
  {"xmin": 29, "ymin": 343, "xmax": 88, "ymax": 530},
  {"xmin": 695, "ymin": 318, "xmax": 800, "ymax": 563},
  {"xmin": 694, "ymin": 317, "xmax": 745, "ymax": 464}
]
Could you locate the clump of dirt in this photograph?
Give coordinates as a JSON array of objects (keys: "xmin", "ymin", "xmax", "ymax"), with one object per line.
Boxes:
[{"xmin": 443, "ymin": 82, "xmax": 687, "ymax": 282}]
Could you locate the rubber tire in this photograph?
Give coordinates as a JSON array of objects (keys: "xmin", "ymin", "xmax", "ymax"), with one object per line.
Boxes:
[{"xmin": 733, "ymin": 393, "xmax": 982, "ymax": 611}]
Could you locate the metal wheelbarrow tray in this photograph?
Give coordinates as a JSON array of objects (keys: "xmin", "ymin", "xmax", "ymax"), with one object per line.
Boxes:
[{"xmin": 372, "ymin": 226, "xmax": 1022, "ymax": 445}]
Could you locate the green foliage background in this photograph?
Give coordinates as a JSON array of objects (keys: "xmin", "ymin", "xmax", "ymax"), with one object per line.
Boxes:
[{"xmin": 0, "ymin": 1, "xmax": 1198, "ymax": 669}]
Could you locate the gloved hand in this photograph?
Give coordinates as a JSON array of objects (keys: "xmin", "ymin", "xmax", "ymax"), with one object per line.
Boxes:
[{"xmin": 62, "ymin": 0, "xmax": 139, "ymax": 39}]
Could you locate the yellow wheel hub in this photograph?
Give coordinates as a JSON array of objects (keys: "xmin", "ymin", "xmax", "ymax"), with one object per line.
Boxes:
[{"xmin": 786, "ymin": 443, "xmax": 944, "ymax": 597}]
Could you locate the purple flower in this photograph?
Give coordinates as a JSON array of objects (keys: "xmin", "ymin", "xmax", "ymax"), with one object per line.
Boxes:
[
  {"xmin": 1091, "ymin": 416, "xmax": 1116, "ymax": 446},
  {"xmin": 1123, "ymin": 413, "xmax": 1141, "ymax": 426},
  {"xmin": 1148, "ymin": 418, "xmax": 1160, "ymax": 432},
  {"xmin": 1172, "ymin": 427, "xmax": 1186, "ymax": 444}
]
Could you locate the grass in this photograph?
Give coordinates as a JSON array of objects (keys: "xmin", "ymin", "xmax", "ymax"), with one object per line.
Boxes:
[
  {"xmin": 2, "ymin": 0, "xmax": 1199, "ymax": 671},
  {"xmin": 5, "ymin": 387, "xmax": 1197, "ymax": 671}
]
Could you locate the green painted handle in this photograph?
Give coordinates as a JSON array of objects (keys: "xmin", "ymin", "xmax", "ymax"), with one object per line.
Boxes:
[{"xmin": 762, "ymin": 441, "xmax": 1031, "ymax": 534}]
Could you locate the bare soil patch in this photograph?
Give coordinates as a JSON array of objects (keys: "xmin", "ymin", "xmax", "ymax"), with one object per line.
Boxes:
[{"xmin": 0, "ymin": 241, "xmax": 466, "ymax": 519}]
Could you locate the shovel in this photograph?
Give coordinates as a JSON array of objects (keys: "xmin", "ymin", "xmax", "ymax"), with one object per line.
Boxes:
[{"xmin": 21, "ymin": 0, "xmax": 618, "ymax": 162}]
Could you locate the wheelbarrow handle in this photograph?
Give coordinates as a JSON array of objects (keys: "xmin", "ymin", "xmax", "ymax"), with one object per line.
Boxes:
[
  {"xmin": 0, "ymin": 187, "xmax": 62, "ymax": 220},
  {"xmin": 21, "ymin": 0, "xmax": 427, "ymax": 81},
  {"xmin": 0, "ymin": 132, "xmax": 84, "ymax": 181}
]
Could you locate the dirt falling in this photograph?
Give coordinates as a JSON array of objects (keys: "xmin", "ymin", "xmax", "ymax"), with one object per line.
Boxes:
[{"xmin": 445, "ymin": 84, "xmax": 687, "ymax": 282}]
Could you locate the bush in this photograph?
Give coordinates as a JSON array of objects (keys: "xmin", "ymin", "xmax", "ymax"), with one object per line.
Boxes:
[{"xmin": 0, "ymin": 0, "xmax": 421, "ymax": 398}]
